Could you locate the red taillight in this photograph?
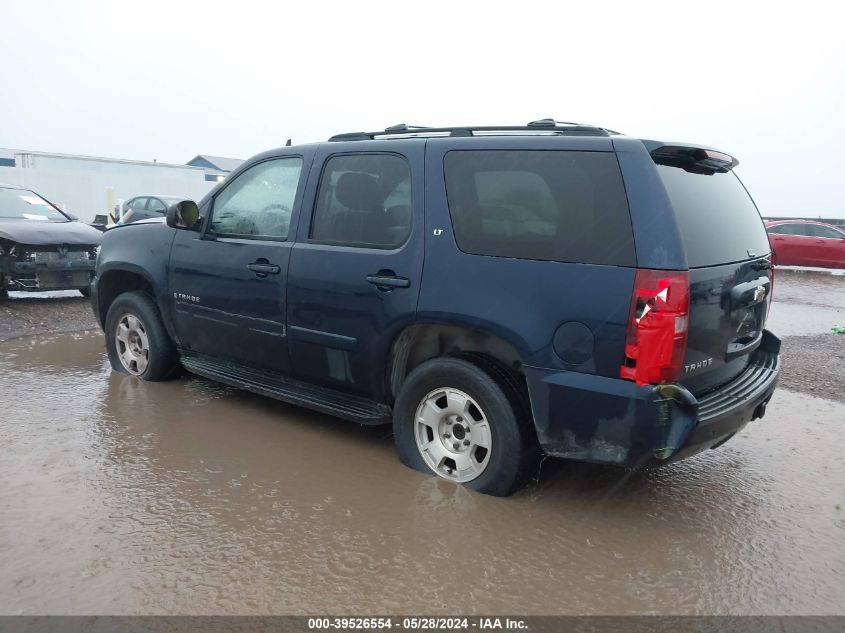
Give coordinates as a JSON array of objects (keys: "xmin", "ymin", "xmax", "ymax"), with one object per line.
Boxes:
[{"xmin": 620, "ymin": 269, "xmax": 690, "ymax": 386}]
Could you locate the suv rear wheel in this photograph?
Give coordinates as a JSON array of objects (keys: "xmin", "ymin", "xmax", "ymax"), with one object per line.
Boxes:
[
  {"xmin": 393, "ymin": 357, "xmax": 538, "ymax": 496},
  {"xmin": 104, "ymin": 291, "xmax": 179, "ymax": 381}
]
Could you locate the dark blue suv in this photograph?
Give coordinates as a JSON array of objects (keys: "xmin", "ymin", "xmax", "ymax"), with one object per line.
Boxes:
[{"xmin": 91, "ymin": 121, "xmax": 780, "ymax": 496}]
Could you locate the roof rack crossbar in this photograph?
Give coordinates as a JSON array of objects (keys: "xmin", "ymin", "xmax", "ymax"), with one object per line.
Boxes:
[{"xmin": 328, "ymin": 121, "xmax": 617, "ymax": 142}]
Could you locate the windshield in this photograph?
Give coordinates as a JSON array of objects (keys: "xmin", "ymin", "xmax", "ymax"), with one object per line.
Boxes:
[{"xmin": 0, "ymin": 187, "xmax": 68, "ymax": 222}]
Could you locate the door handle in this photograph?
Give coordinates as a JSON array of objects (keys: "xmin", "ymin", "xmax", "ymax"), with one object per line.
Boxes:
[
  {"xmin": 366, "ymin": 272, "xmax": 410, "ymax": 290},
  {"xmin": 248, "ymin": 260, "xmax": 281, "ymax": 277}
]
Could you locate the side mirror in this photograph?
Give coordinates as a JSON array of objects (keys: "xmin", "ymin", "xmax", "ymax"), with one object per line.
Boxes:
[
  {"xmin": 65, "ymin": 212, "xmax": 79, "ymax": 221},
  {"xmin": 166, "ymin": 200, "xmax": 200, "ymax": 230}
]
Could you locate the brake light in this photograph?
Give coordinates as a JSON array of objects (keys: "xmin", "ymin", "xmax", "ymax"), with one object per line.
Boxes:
[
  {"xmin": 700, "ymin": 149, "xmax": 733, "ymax": 164},
  {"xmin": 620, "ymin": 270, "xmax": 690, "ymax": 386}
]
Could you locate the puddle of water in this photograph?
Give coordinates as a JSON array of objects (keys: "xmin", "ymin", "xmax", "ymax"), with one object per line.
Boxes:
[
  {"xmin": 766, "ymin": 302, "xmax": 845, "ymax": 337},
  {"xmin": 773, "ymin": 270, "xmax": 845, "ymax": 310},
  {"xmin": 776, "ymin": 266, "xmax": 845, "ymax": 278},
  {"xmin": 1, "ymin": 332, "xmax": 844, "ymax": 615},
  {"xmin": 766, "ymin": 270, "xmax": 845, "ymax": 336}
]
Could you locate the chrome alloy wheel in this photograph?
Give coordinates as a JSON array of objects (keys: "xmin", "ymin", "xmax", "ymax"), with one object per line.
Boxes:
[
  {"xmin": 115, "ymin": 313, "xmax": 149, "ymax": 375},
  {"xmin": 414, "ymin": 388, "xmax": 493, "ymax": 483}
]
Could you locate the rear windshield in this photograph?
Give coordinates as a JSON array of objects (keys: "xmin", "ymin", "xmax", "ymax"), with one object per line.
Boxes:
[
  {"xmin": 656, "ymin": 165, "xmax": 770, "ymax": 267},
  {"xmin": 443, "ymin": 150, "xmax": 635, "ymax": 266}
]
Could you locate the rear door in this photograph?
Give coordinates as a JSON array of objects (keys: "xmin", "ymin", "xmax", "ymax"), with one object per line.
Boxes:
[
  {"xmin": 652, "ymin": 153, "xmax": 774, "ymax": 394},
  {"xmin": 809, "ymin": 223, "xmax": 845, "ymax": 267},
  {"xmin": 784, "ymin": 223, "xmax": 823, "ymax": 266},
  {"xmin": 286, "ymin": 143, "xmax": 425, "ymax": 400}
]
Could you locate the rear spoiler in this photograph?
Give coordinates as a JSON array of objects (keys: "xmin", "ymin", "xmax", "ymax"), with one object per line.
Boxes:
[{"xmin": 642, "ymin": 140, "xmax": 739, "ymax": 174}]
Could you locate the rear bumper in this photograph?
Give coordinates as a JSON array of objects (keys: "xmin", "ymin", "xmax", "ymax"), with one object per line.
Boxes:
[{"xmin": 525, "ymin": 330, "xmax": 781, "ymax": 467}]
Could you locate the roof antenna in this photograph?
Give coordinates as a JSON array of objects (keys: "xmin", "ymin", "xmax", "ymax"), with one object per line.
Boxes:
[{"xmin": 285, "ymin": 139, "xmax": 292, "ymax": 146}]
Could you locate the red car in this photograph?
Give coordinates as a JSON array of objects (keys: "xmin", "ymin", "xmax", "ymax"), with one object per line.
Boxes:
[{"xmin": 765, "ymin": 220, "xmax": 845, "ymax": 268}]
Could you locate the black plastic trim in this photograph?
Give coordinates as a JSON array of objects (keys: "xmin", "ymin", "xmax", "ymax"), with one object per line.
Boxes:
[
  {"xmin": 696, "ymin": 338, "xmax": 780, "ymax": 421},
  {"xmin": 288, "ymin": 325, "xmax": 357, "ymax": 351},
  {"xmin": 180, "ymin": 351, "xmax": 390, "ymax": 425}
]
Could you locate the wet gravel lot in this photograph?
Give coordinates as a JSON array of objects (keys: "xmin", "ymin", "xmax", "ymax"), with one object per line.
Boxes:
[
  {"xmin": 0, "ymin": 290, "xmax": 97, "ymax": 343},
  {"xmin": 1, "ymin": 271, "xmax": 844, "ymax": 615}
]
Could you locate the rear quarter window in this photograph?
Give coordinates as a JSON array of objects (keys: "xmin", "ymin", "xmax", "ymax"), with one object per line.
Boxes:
[
  {"xmin": 443, "ymin": 150, "xmax": 635, "ymax": 266},
  {"xmin": 656, "ymin": 165, "xmax": 771, "ymax": 267}
]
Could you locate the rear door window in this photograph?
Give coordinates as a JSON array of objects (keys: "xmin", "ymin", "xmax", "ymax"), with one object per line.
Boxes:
[
  {"xmin": 310, "ymin": 154, "xmax": 412, "ymax": 249},
  {"xmin": 443, "ymin": 150, "xmax": 635, "ymax": 266},
  {"xmin": 810, "ymin": 224, "xmax": 843, "ymax": 239},
  {"xmin": 656, "ymin": 165, "xmax": 771, "ymax": 267}
]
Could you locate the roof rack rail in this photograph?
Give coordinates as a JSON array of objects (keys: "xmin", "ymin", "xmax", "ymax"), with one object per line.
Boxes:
[{"xmin": 328, "ymin": 120, "xmax": 620, "ymax": 142}]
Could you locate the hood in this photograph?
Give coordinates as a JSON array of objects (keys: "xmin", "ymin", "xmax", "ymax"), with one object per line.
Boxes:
[{"xmin": 0, "ymin": 220, "xmax": 102, "ymax": 246}]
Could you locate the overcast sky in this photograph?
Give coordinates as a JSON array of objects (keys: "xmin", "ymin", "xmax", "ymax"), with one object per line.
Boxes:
[{"xmin": 1, "ymin": 0, "xmax": 843, "ymax": 217}]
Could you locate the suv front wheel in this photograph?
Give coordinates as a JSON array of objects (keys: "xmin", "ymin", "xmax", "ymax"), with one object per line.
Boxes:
[
  {"xmin": 393, "ymin": 357, "xmax": 538, "ymax": 496},
  {"xmin": 104, "ymin": 291, "xmax": 179, "ymax": 381}
]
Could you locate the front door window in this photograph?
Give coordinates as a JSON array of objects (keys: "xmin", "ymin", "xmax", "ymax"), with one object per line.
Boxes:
[{"xmin": 210, "ymin": 158, "xmax": 303, "ymax": 239}]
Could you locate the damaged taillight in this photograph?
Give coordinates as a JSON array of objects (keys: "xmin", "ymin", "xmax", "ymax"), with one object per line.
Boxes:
[{"xmin": 620, "ymin": 269, "xmax": 690, "ymax": 386}]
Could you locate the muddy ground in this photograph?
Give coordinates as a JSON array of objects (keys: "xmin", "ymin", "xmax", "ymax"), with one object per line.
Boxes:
[
  {"xmin": 1, "ymin": 271, "xmax": 844, "ymax": 615},
  {"xmin": 0, "ymin": 290, "xmax": 97, "ymax": 343},
  {"xmin": 765, "ymin": 270, "xmax": 845, "ymax": 402}
]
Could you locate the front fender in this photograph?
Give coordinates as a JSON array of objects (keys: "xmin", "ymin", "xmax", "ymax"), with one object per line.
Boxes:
[{"xmin": 96, "ymin": 223, "xmax": 177, "ymax": 334}]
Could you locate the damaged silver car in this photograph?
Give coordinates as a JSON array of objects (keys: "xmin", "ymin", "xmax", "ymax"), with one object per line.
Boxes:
[{"xmin": 0, "ymin": 183, "xmax": 101, "ymax": 298}]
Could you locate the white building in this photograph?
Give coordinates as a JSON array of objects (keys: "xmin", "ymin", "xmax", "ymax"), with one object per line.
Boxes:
[{"xmin": 0, "ymin": 148, "xmax": 241, "ymax": 223}]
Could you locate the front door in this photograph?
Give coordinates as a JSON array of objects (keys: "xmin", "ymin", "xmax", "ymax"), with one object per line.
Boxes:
[
  {"xmin": 169, "ymin": 155, "xmax": 307, "ymax": 371},
  {"xmin": 287, "ymin": 145, "xmax": 425, "ymax": 400}
]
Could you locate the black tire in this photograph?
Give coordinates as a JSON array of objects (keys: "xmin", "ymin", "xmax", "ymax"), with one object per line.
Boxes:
[
  {"xmin": 0, "ymin": 282, "xmax": 8, "ymax": 301},
  {"xmin": 79, "ymin": 287, "xmax": 91, "ymax": 298},
  {"xmin": 393, "ymin": 356, "xmax": 540, "ymax": 497},
  {"xmin": 104, "ymin": 291, "xmax": 179, "ymax": 381}
]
